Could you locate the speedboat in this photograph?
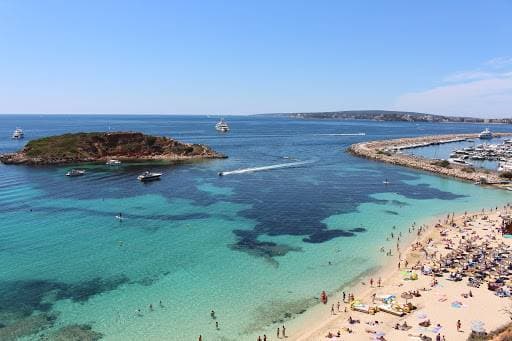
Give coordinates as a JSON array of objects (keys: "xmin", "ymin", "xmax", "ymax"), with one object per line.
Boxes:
[
  {"xmin": 479, "ymin": 128, "xmax": 493, "ymax": 140},
  {"xmin": 66, "ymin": 169, "xmax": 86, "ymax": 177},
  {"xmin": 12, "ymin": 128, "xmax": 24, "ymax": 139},
  {"xmin": 137, "ymin": 171, "xmax": 162, "ymax": 181},
  {"xmin": 106, "ymin": 159, "xmax": 122, "ymax": 166},
  {"xmin": 215, "ymin": 119, "xmax": 230, "ymax": 132},
  {"xmin": 449, "ymin": 158, "xmax": 470, "ymax": 165}
]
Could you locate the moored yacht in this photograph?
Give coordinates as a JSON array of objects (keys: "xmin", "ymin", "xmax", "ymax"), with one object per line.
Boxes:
[
  {"xmin": 449, "ymin": 158, "xmax": 470, "ymax": 165},
  {"xmin": 66, "ymin": 169, "xmax": 86, "ymax": 177},
  {"xmin": 479, "ymin": 128, "xmax": 493, "ymax": 140},
  {"xmin": 12, "ymin": 128, "xmax": 24, "ymax": 139},
  {"xmin": 137, "ymin": 171, "xmax": 162, "ymax": 181},
  {"xmin": 215, "ymin": 119, "xmax": 230, "ymax": 132},
  {"xmin": 498, "ymin": 161, "xmax": 512, "ymax": 173},
  {"xmin": 106, "ymin": 159, "xmax": 122, "ymax": 166}
]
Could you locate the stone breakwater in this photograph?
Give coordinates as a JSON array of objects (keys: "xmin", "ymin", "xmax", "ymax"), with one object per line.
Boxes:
[{"xmin": 348, "ymin": 133, "xmax": 512, "ymax": 186}]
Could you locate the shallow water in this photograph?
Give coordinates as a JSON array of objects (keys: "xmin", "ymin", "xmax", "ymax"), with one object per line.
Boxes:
[{"xmin": 1, "ymin": 115, "xmax": 511, "ymax": 340}]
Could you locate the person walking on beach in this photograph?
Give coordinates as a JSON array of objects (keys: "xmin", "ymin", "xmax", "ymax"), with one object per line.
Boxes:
[
  {"xmin": 199, "ymin": 336, "xmax": 202, "ymax": 341},
  {"xmin": 378, "ymin": 277, "xmax": 381, "ymax": 287},
  {"xmin": 457, "ymin": 319, "xmax": 462, "ymax": 332},
  {"xmin": 216, "ymin": 321, "xmax": 219, "ymax": 330},
  {"xmin": 263, "ymin": 334, "xmax": 267, "ymax": 341},
  {"xmin": 282, "ymin": 325, "xmax": 286, "ymax": 337},
  {"xmin": 342, "ymin": 291, "xmax": 346, "ymax": 302},
  {"xmin": 337, "ymin": 301, "xmax": 340, "ymax": 312},
  {"xmin": 331, "ymin": 304, "xmax": 335, "ymax": 315},
  {"xmin": 277, "ymin": 327, "xmax": 280, "ymax": 338},
  {"xmin": 370, "ymin": 278, "xmax": 374, "ymax": 287},
  {"xmin": 257, "ymin": 336, "xmax": 262, "ymax": 341}
]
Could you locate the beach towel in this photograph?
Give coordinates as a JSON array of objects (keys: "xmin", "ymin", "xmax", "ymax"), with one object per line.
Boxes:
[
  {"xmin": 451, "ymin": 301, "xmax": 462, "ymax": 308},
  {"xmin": 416, "ymin": 312, "xmax": 427, "ymax": 319}
]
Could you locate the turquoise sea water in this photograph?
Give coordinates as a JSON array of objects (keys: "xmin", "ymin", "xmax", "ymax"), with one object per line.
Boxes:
[{"xmin": 1, "ymin": 115, "xmax": 512, "ymax": 340}]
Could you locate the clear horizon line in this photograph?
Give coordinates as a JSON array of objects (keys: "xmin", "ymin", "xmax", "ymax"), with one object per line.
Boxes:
[{"xmin": 0, "ymin": 110, "xmax": 510, "ymax": 119}]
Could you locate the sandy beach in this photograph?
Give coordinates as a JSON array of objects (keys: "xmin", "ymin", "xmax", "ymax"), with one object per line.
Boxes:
[{"xmin": 288, "ymin": 205, "xmax": 512, "ymax": 341}]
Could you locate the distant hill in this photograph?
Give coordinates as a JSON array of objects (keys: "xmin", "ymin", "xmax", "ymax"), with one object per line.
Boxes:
[{"xmin": 265, "ymin": 110, "xmax": 512, "ymax": 124}]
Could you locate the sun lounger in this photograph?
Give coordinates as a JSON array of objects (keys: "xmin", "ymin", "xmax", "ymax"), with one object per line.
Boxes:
[
  {"xmin": 378, "ymin": 304, "xmax": 405, "ymax": 316},
  {"xmin": 352, "ymin": 303, "xmax": 371, "ymax": 314}
]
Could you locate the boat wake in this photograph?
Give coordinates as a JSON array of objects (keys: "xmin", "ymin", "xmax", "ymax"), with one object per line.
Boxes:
[
  {"xmin": 219, "ymin": 159, "xmax": 316, "ymax": 176},
  {"xmin": 314, "ymin": 133, "xmax": 366, "ymax": 136}
]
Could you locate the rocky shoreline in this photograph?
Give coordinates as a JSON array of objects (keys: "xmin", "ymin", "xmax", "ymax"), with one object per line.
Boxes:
[
  {"xmin": 0, "ymin": 132, "xmax": 227, "ymax": 165},
  {"xmin": 348, "ymin": 133, "xmax": 512, "ymax": 187}
]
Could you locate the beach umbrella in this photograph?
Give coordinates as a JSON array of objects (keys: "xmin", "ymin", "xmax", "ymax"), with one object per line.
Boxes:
[
  {"xmin": 401, "ymin": 292, "xmax": 414, "ymax": 304},
  {"xmin": 471, "ymin": 320, "xmax": 486, "ymax": 333}
]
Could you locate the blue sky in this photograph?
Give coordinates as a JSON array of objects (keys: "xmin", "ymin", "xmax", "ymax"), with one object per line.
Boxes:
[{"xmin": 1, "ymin": 1, "xmax": 511, "ymax": 117}]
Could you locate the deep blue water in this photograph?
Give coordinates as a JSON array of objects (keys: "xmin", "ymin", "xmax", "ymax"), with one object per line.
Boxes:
[{"xmin": 1, "ymin": 115, "xmax": 511, "ymax": 340}]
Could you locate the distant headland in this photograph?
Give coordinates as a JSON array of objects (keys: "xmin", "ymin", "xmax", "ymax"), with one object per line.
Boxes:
[
  {"xmin": 0, "ymin": 132, "xmax": 226, "ymax": 165},
  {"xmin": 264, "ymin": 110, "xmax": 512, "ymax": 123}
]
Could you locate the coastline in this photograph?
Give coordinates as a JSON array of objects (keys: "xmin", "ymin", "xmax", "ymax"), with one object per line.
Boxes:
[
  {"xmin": 348, "ymin": 133, "xmax": 512, "ymax": 189},
  {"xmin": 289, "ymin": 205, "xmax": 512, "ymax": 340},
  {"xmin": 288, "ymin": 211, "xmax": 445, "ymax": 340}
]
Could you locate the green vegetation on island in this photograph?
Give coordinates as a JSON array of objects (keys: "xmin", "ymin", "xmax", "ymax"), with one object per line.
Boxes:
[{"xmin": 0, "ymin": 132, "xmax": 226, "ymax": 165}]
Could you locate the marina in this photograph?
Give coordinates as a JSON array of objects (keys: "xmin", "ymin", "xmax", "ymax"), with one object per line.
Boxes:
[{"xmin": 350, "ymin": 132, "xmax": 512, "ymax": 187}]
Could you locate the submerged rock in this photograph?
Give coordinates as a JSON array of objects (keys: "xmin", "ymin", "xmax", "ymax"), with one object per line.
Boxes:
[
  {"xmin": 0, "ymin": 313, "xmax": 56, "ymax": 341},
  {"xmin": 49, "ymin": 324, "xmax": 103, "ymax": 341}
]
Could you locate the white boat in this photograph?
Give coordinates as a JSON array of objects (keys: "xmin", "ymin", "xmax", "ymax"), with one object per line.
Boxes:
[
  {"xmin": 215, "ymin": 119, "xmax": 230, "ymax": 132},
  {"xmin": 137, "ymin": 171, "xmax": 162, "ymax": 181},
  {"xmin": 449, "ymin": 158, "xmax": 470, "ymax": 165},
  {"xmin": 498, "ymin": 161, "xmax": 512, "ymax": 172},
  {"xmin": 66, "ymin": 169, "xmax": 86, "ymax": 177},
  {"xmin": 11, "ymin": 128, "xmax": 24, "ymax": 139},
  {"xmin": 106, "ymin": 159, "xmax": 122, "ymax": 166},
  {"xmin": 479, "ymin": 128, "xmax": 493, "ymax": 140}
]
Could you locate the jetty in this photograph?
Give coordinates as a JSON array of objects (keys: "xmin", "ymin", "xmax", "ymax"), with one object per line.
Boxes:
[
  {"xmin": 390, "ymin": 137, "xmax": 468, "ymax": 152},
  {"xmin": 348, "ymin": 133, "xmax": 512, "ymax": 187}
]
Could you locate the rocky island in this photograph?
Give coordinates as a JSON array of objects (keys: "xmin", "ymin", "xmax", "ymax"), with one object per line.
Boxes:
[{"xmin": 0, "ymin": 132, "xmax": 226, "ymax": 165}]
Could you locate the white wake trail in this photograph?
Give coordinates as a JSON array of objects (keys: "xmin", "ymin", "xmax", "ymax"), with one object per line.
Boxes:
[
  {"xmin": 314, "ymin": 133, "xmax": 366, "ymax": 136},
  {"xmin": 219, "ymin": 159, "xmax": 316, "ymax": 176}
]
